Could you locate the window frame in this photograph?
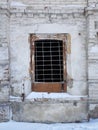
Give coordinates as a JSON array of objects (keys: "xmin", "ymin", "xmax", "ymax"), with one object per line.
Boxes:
[{"xmin": 30, "ymin": 34, "xmax": 67, "ymax": 92}]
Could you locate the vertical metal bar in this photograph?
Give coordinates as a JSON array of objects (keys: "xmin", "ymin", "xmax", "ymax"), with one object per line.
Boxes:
[
  {"xmin": 42, "ymin": 41, "xmax": 44, "ymax": 82},
  {"xmin": 58, "ymin": 40, "xmax": 62, "ymax": 82},
  {"xmin": 50, "ymin": 40, "xmax": 53, "ymax": 82},
  {"xmin": 32, "ymin": 41, "xmax": 35, "ymax": 83},
  {"xmin": 35, "ymin": 42, "xmax": 38, "ymax": 82}
]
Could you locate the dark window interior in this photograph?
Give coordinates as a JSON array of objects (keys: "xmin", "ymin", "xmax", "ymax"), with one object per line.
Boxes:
[{"xmin": 34, "ymin": 39, "xmax": 63, "ymax": 82}]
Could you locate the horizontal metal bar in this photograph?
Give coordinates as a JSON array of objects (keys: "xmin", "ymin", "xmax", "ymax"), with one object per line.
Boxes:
[
  {"xmin": 35, "ymin": 69, "xmax": 63, "ymax": 72},
  {"xmin": 36, "ymin": 74, "xmax": 63, "ymax": 75},
  {"xmin": 35, "ymin": 55, "xmax": 63, "ymax": 57},
  {"xmin": 35, "ymin": 60, "xmax": 63, "ymax": 61}
]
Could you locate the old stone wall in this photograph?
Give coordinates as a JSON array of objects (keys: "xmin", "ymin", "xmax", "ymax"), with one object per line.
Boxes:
[
  {"xmin": 0, "ymin": 0, "xmax": 98, "ymax": 122},
  {"xmin": 0, "ymin": 0, "xmax": 10, "ymax": 121},
  {"xmin": 9, "ymin": 0, "xmax": 88, "ymax": 122},
  {"xmin": 9, "ymin": 0, "xmax": 87, "ymax": 97},
  {"xmin": 85, "ymin": 2, "xmax": 98, "ymax": 118},
  {"xmin": 12, "ymin": 97, "xmax": 88, "ymax": 123},
  {"xmin": 10, "ymin": 0, "xmax": 87, "ymax": 6}
]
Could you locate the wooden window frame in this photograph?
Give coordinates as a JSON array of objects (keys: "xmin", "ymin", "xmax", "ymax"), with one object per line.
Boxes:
[{"xmin": 30, "ymin": 34, "xmax": 67, "ymax": 93}]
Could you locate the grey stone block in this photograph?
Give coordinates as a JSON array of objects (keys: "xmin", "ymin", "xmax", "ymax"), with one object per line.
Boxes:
[
  {"xmin": 0, "ymin": 103, "xmax": 10, "ymax": 122},
  {"xmin": 11, "ymin": 98, "xmax": 88, "ymax": 123}
]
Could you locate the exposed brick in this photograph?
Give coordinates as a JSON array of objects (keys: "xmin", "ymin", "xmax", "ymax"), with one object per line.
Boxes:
[{"xmin": 0, "ymin": 0, "xmax": 98, "ymax": 123}]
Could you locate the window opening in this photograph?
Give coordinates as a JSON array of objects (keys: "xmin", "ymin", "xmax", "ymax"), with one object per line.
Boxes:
[
  {"xmin": 35, "ymin": 39, "xmax": 63, "ymax": 82},
  {"xmin": 30, "ymin": 34, "xmax": 67, "ymax": 92}
]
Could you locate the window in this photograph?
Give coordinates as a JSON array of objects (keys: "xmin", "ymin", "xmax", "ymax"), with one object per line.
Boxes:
[
  {"xmin": 35, "ymin": 39, "xmax": 63, "ymax": 82},
  {"xmin": 30, "ymin": 34, "xmax": 67, "ymax": 92}
]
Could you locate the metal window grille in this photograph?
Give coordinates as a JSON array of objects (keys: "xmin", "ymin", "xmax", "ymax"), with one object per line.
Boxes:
[{"xmin": 35, "ymin": 39, "xmax": 64, "ymax": 82}]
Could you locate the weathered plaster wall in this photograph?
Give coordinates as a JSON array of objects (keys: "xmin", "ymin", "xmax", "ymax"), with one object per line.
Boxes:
[
  {"xmin": 0, "ymin": 0, "xmax": 10, "ymax": 121},
  {"xmin": 85, "ymin": 3, "xmax": 98, "ymax": 118},
  {"xmin": 8, "ymin": 0, "xmax": 89, "ymax": 122},
  {"xmin": 0, "ymin": 0, "xmax": 98, "ymax": 123},
  {"xmin": 10, "ymin": 0, "xmax": 87, "ymax": 97},
  {"xmin": 10, "ymin": 0, "xmax": 87, "ymax": 6},
  {"xmin": 88, "ymin": 0, "xmax": 98, "ymax": 6}
]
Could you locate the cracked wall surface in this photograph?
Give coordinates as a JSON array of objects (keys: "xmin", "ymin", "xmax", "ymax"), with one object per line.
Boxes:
[
  {"xmin": 0, "ymin": 0, "xmax": 10, "ymax": 122},
  {"xmin": 0, "ymin": 0, "xmax": 98, "ymax": 122}
]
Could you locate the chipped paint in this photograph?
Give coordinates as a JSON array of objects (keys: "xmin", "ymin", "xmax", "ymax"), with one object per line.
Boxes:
[{"xmin": 67, "ymin": 34, "xmax": 71, "ymax": 54}]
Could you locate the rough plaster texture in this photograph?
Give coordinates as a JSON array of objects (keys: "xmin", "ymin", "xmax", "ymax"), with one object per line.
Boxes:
[
  {"xmin": 0, "ymin": 103, "xmax": 10, "ymax": 122},
  {"xmin": 0, "ymin": 0, "xmax": 10, "ymax": 122},
  {"xmin": 10, "ymin": 23, "xmax": 87, "ymax": 96},
  {"xmin": 86, "ymin": 4, "xmax": 98, "ymax": 118},
  {"xmin": 9, "ymin": 6, "xmax": 87, "ymax": 97},
  {"xmin": 0, "ymin": 0, "xmax": 98, "ymax": 122}
]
